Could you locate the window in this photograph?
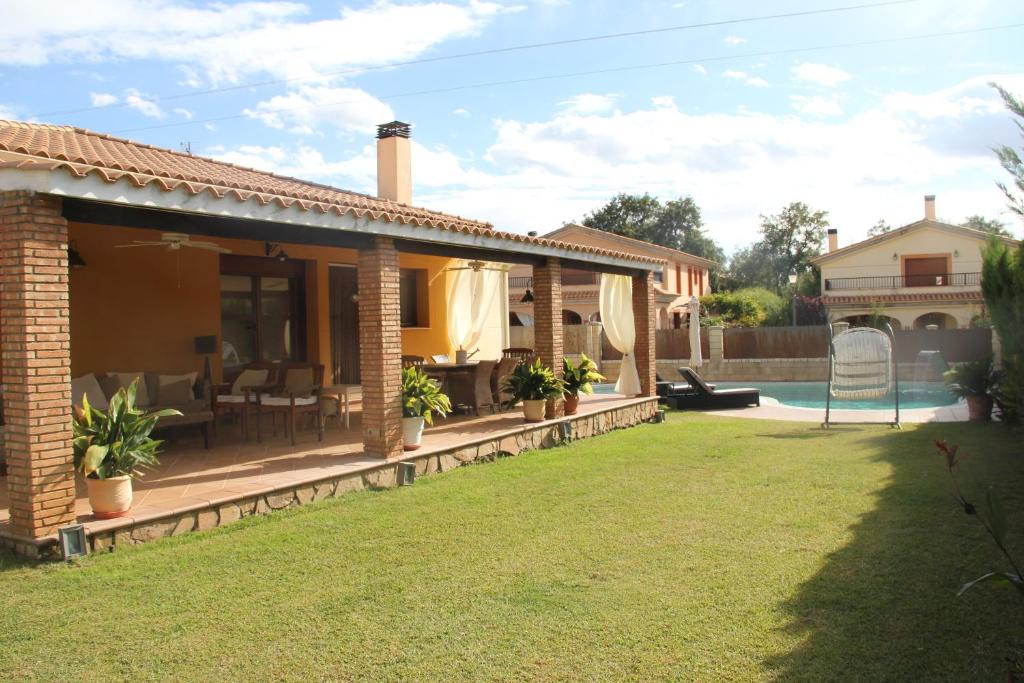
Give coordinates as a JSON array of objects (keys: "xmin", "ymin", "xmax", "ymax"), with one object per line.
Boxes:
[
  {"xmin": 220, "ymin": 255, "xmax": 306, "ymax": 374},
  {"xmin": 653, "ymin": 271, "xmax": 664, "ymax": 284},
  {"xmin": 400, "ymin": 268, "xmax": 429, "ymax": 328}
]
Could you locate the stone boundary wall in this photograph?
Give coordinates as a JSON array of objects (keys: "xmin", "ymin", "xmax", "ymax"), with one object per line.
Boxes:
[
  {"xmin": 602, "ymin": 358, "xmax": 829, "ymax": 383},
  {"xmin": 3, "ymin": 398, "xmax": 658, "ymax": 560}
]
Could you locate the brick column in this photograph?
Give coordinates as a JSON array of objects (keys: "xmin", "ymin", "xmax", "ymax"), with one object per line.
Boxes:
[
  {"xmin": 533, "ymin": 257, "xmax": 564, "ymax": 418},
  {"xmin": 632, "ymin": 271, "xmax": 656, "ymax": 397},
  {"xmin": 708, "ymin": 326, "xmax": 724, "ymax": 362},
  {"xmin": 0, "ymin": 191, "xmax": 75, "ymax": 538},
  {"xmin": 357, "ymin": 236, "xmax": 403, "ymax": 458}
]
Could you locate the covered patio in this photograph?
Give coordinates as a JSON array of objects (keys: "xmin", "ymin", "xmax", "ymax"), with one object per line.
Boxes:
[{"xmin": 0, "ymin": 119, "xmax": 660, "ymax": 557}]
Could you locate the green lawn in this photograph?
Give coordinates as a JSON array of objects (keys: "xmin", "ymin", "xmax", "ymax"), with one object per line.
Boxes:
[{"xmin": 1, "ymin": 414, "xmax": 1022, "ymax": 681}]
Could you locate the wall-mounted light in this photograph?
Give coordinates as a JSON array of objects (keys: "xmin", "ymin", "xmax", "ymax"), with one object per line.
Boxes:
[
  {"xmin": 520, "ymin": 288, "xmax": 534, "ymax": 303},
  {"xmin": 264, "ymin": 242, "xmax": 289, "ymax": 262},
  {"xmin": 953, "ymin": 249, "xmax": 960, "ymax": 258},
  {"xmin": 892, "ymin": 252, "xmax": 899, "ymax": 261},
  {"xmin": 58, "ymin": 524, "xmax": 88, "ymax": 561},
  {"xmin": 68, "ymin": 242, "xmax": 87, "ymax": 269},
  {"xmin": 397, "ymin": 461, "xmax": 416, "ymax": 486}
]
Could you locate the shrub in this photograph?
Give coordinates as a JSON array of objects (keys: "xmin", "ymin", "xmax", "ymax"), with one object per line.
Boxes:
[
  {"xmin": 700, "ymin": 287, "xmax": 785, "ymax": 327},
  {"xmin": 981, "ymin": 238, "xmax": 1024, "ymax": 424}
]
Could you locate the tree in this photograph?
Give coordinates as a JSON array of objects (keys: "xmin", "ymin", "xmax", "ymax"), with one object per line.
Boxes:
[
  {"xmin": 757, "ymin": 202, "xmax": 830, "ymax": 291},
  {"xmin": 868, "ymin": 219, "xmax": 892, "ymax": 237},
  {"xmin": 981, "ymin": 238, "xmax": 1024, "ymax": 424},
  {"xmin": 963, "ymin": 214, "xmax": 1013, "ymax": 237},
  {"xmin": 992, "ymin": 83, "xmax": 1024, "ymax": 221},
  {"xmin": 581, "ymin": 193, "xmax": 725, "ymax": 262},
  {"xmin": 582, "ymin": 193, "xmax": 662, "ymax": 242}
]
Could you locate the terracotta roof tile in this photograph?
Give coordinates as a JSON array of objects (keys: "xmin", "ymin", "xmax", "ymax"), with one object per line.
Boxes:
[{"xmin": 0, "ymin": 120, "xmax": 659, "ymax": 266}]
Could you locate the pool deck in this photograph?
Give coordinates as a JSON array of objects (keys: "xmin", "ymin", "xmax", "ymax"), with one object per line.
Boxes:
[{"xmin": 701, "ymin": 396, "xmax": 969, "ymax": 423}]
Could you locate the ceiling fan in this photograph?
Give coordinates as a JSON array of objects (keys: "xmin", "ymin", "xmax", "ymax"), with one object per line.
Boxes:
[
  {"xmin": 115, "ymin": 232, "xmax": 232, "ymax": 254},
  {"xmin": 429, "ymin": 259, "xmax": 506, "ymax": 285}
]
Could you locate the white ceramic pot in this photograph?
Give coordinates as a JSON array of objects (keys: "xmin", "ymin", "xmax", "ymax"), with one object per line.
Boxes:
[
  {"xmin": 85, "ymin": 475, "xmax": 133, "ymax": 519},
  {"xmin": 402, "ymin": 416, "xmax": 426, "ymax": 450},
  {"xmin": 523, "ymin": 399, "xmax": 547, "ymax": 423}
]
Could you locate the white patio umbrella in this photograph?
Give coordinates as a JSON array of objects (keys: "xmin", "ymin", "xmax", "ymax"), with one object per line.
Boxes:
[{"xmin": 688, "ymin": 295, "xmax": 703, "ymax": 368}]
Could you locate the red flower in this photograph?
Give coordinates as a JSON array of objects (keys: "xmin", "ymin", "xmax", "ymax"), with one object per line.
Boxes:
[{"xmin": 935, "ymin": 440, "xmax": 964, "ymax": 470}]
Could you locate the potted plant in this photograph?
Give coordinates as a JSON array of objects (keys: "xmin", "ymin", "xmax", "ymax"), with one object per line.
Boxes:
[
  {"xmin": 562, "ymin": 354, "xmax": 605, "ymax": 416},
  {"xmin": 944, "ymin": 357, "xmax": 998, "ymax": 422},
  {"xmin": 501, "ymin": 359, "xmax": 565, "ymax": 423},
  {"xmin": 401, "ymin": 366, "xmax": 451, "ymax": 450},
  {"xmin": 72, "ymin": 379, "xmax": 180, "ymax": 519}
]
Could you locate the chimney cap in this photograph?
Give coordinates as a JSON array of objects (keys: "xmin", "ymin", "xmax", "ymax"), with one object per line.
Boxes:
[
  {"xmin": 827, "ymin": 228, "xmax": 837, "ymax": 234},
  {"xmin": 924, "ymin": 194, "xmax": 935, "ymax": 201},
  {"xmin": 377, "ymin": 121, "xmax": 411, "ymax": 139}
]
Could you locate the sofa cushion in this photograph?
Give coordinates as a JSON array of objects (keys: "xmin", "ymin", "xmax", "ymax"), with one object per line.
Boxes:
[
  {"xmin": 71, "ymin": 373, "xmax": 108, "ymax": 410},
  {"xmin": 158, "ymin": 379, "xmax": 193, "ymax": 406},
  {"xmin": 284, "ymin": 367, "xmax": 315, "ymax": 397},
  {"xmin": 110, "ymin": 371, "xmax": 151, "ymax": 407}
]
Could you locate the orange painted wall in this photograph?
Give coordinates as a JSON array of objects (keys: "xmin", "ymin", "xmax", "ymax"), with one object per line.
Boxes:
[{"xmin": 67, "ymin": 222, "xmax": 454, "ymax": 382}]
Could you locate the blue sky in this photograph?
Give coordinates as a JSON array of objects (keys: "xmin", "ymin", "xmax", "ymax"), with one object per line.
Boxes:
[{"xmin": 1, "ymin": 0, "xmax": 1022, "ymax": 252}]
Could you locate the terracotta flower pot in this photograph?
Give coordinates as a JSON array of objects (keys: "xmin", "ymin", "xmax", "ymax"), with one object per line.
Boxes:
[
  {"xmin": 85, "ymin": 475, "xmax": 133, "ymax": 519},
  {"xmin": 402, "ymin": 416, "xmax": 425, "ymax": 450},
  {"xmin": 523, "ymin": 399, "xmax": 547, "ymax": 423},
  {"xmin": 563, "ymin": 393, "xmax": 580, "ymax": 416},
  {"xmin": 965, "ymin": 395, "xmax": 992, "ymax": 422}
]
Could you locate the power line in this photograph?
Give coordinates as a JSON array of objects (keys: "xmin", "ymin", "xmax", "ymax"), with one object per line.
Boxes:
[
  {"xmin": 109, "ymin": 22, "xmax": 1023, "ymax": 136},
  {"xmin": 38, "ymin": 0, "xmax": 921, "ymax": 118}
]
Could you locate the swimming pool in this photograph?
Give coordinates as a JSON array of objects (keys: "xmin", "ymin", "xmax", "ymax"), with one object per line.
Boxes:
[
  {"xmin": 594, "ymin": 381, "xmax": 958, "ymax": 410},
  {"xmin": 711, "ymin": 381, "xmax": 955, "ymax": 410}
]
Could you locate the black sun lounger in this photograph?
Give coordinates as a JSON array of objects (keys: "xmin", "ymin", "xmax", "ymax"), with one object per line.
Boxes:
[
  {"xmin": 655, "ymin": 372, "xmax": 715, "ymax": 400},
  {"xmin": 663, "ymin": 367, "xmax": 760, "ymax": 409}
]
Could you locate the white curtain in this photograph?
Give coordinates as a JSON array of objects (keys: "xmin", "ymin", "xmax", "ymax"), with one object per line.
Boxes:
[
  {"xmin": 447, "ymin": 263, "xmax": 502, "ymax": 354},
  {"xmin": 600, "ymin": 274, "xmax": 641, "ymax": 396},
  {"xmin": 688, "ymin": 295, "xmax": 703, "ymax": 367}
]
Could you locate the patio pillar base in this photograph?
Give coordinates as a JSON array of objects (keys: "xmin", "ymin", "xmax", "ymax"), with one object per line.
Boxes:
[
  {"xmin": 0, "ymin": 191, "xmax": 76, "ymax": 538},
  {"xmin": 533, "ymin": 257, "xmax": 564, "ymax": 419},
  {"xmin": 358, "ymin": 236, "xmax": 403, "ymax": 458},
  {"xmin": 632, "ymin": 271, "xmax": 656, "ymax": 398}
]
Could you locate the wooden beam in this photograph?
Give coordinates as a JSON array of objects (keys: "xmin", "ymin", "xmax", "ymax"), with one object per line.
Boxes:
[{"xmin": 61, "ymin": 198, "xmax": 376, "ymax": 250}]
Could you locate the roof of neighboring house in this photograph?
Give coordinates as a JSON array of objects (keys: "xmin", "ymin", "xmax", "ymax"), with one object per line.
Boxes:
[
  {"xmin": 543, "ymin": 223, "xmax": 719, "ymax": 268},
  {"xmin": 811, "ymin": 218, "xmax": 1019, "ymax": 265},
  {"xmin": 0, "ymin": 120, "xmax": 661, "ymax": 267}
]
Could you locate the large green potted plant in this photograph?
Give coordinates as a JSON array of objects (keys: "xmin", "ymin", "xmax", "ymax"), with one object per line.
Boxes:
[
  {"xmin": 501, "ymin": 359, "xmax": 565, "ymax": 423},
  {"xmin": 401, "ymin": 366, "xmax": 451, "ymax": 450},
  {"xmin": 944, "ymin": 357, "xmax": 998, "ymax": 422},
  {"xmin": 72, "ymin": 379, "xmax": 180, "ymax": 519},
  {"xmin": 562, "ymin": 354, "xmax": 605, "ymax": 416}
]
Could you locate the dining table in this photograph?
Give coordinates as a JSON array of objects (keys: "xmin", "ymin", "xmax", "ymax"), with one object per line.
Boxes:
[{"xmin": 421, "ymin": 362, "xmax": 478, "ymax": 410}]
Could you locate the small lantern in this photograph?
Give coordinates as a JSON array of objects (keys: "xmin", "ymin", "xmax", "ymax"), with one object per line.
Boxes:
[
  {"xmin": 397, "ymin": 461, "xmax": 416, "ymax": 486},
  {"xmin": 58, "ymin": 524, "xmax": 88, "ymax": 561},
  {"xmin": 559, "ymin": 421, "xmax": 573, "ymax": 442}
]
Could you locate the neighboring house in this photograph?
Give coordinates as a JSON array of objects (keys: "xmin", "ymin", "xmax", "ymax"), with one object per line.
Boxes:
[
  {"xmin": 508, "ymin": 223, "xmax": 716, "ymax": 329},
  {"xmin": 810, "ymin": 195, "xmax": 1019, "ymax": 330}
]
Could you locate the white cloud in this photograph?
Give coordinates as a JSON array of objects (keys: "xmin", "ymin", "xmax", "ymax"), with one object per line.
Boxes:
[
  {"xmin": 723, "ymin": 35, "xmax": 747, "ymax": 45},
  {"xmin": 791, "ymin": 94, "xmax": 843, "ymax": 117},
  {"xmin": 243, "ymin": 85, "xmax": 394, "ymax": 135},
  {"xmin": 0, "ymin": 104, "xmax": 17, "ymax": 119},
  {"xmin": 173, "ymin": 107, "xmax": 193, "ymax": 120},
  {"xmin": 89, "ymin": 92, "xmax": 118, "ymax": 107},
  {"xmin": 558, "ymin": 93, "xmax": 618, "ymax": 115},
  {"xmin": 0, "ymin": 1, "xmax": 517, "ymax": 86},
  {"xmin": 453, "ymin": 107, "xmax": 471, "ymax": 117},
  {"xmin": 207, "ymin": 74, "xmax": 1024, "ymax": 252},
  {"xmin": 792, "ymin": 62, "xmax": 852, "ymax": 87},
  {"xmin": 123, "ymin": 89, "xmax": 163, "ymax": 119},
  {"xmin": 692, "ymin": 64, "xmax": 708, "ymax": 76},
  {"xmin": 723, "ymin": 70, "xmax": 769, "ymax": 87}
]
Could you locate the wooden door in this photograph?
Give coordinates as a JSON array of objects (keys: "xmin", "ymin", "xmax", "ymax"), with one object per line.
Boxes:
[
  {"xmin": 904, "ymin": 256, "xmax": 948, "ymax": 287},
  {"xmin": 329, "ymin": 266, "xmax": 360, "ymax": 384}
]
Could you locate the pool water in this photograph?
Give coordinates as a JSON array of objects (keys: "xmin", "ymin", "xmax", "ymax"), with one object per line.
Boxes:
[
  {"xmin": 593, "ymin": 381, "xmax": 958, "ymax": 410},
  {"xmin": 715, "ymin": 381, "xmax": 957, "ymax": 410}
]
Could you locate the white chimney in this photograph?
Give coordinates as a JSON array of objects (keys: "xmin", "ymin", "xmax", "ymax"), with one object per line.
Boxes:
[
  {"xmin": 924, "ymin": 194, "xmax": 936, "ymax": 220},
  {"xmin": 827, "ymin": 228, "xmax": 838, "ymax": 252},
  {"xmin": 376, "ymin": 121, "xmax": 411, "ymax": 204}
]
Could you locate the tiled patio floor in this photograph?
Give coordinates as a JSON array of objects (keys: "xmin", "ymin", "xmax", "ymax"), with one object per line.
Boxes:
[{"xmin": 0, "ymin": 392, "xmax": 639, "ymax": 539}]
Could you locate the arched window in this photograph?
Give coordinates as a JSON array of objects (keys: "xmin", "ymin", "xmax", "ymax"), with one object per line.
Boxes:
[{"xmin": 562, "ymin": 309, "xmax": 583, "ymax": 325}]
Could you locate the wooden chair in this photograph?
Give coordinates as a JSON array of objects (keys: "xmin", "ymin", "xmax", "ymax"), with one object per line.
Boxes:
[
  {"xmin": 212, "ymin": 360, "xmax": 278, "ymax": 440},
  {"xmin": 494, "ymin": 356, "xmax": 522, "ymax": 409},
  {"xmin": 256, "ymin": 362, "xmax": 325, "ymax": 445},
  {"xmin": 471, "ymin": 360, "xmax": 499, "ymax": 415},
  {"xmin": 501, "ymin": 347, "xmax": 533, "ymax": 361},
  {"xmin": 402, "ymin": 355, "xmax": 425, "ymax": 369}
]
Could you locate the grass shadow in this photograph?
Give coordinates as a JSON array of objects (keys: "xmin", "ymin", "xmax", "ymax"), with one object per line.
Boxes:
[{"xmin": 764, "ymin": 422, "xmax": 1024, "ymax": 680}]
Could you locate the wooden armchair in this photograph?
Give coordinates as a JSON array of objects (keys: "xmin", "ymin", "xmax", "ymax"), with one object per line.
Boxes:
[
  {"xmin": 255, "ymin": 362, "xmax": 325, "ymax": 445},
  {"xmin": 212, "ymin": 361, "xmax": 278, "ymax": 440},
  {"xmin": 501, "ymin": 347, "xmax": 533, "ymax": 361},
  {"xmin": 401, "ymin": 355, "xmax": 425, "ymax": 369}
]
